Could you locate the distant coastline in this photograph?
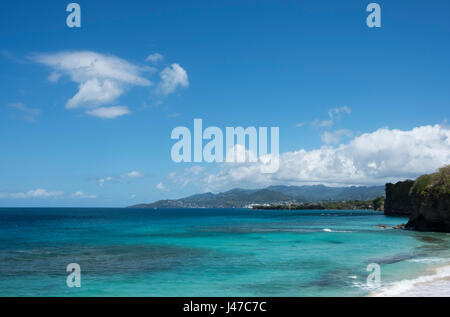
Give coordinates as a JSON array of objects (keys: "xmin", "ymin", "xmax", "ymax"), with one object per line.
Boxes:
[
  {"xmin": 251, "ymin": 198, "xmax": 384, "ymax": 211},
  {"xmin": 129, "ymin": 185, "xmax": 385, "ymax": 209}
]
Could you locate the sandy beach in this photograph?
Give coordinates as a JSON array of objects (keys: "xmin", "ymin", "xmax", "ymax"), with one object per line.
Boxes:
[{"xmin": 372, "ymin": 263, "xmax": 450, "ymax": 297}]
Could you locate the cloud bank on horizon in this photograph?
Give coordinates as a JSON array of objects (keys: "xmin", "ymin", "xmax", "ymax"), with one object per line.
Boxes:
[
  {"xmin": 0, "ymin": 169, "xmax": 145, "ymax": 200},
  {"xmin": 4, "ymin": 123, "xmax": 446, "ymax": 202},
  {"xmin": 31, "ymin": 51, "xmax": 189, "ymax": 119},
  {"xmin": 0, "ymin": 188, "xmax": 63, "ymax": 199},
  {"xmin": 169, "ymin": 124, "xmax": 450, "ymax": 193}
]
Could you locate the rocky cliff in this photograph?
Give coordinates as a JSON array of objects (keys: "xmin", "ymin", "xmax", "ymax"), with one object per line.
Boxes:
[
  {"xmin": 406, "ymin": 166, "xmax": 450, "ymax": 232},
  {"xmin": 384, "ymin": 180, "xmax": 414, "ymax": 216}
]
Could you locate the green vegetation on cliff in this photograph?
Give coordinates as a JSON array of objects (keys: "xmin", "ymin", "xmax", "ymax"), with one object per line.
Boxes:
[
  {"xmin": 410, "ymin": 165, "xmax": 450, "ymax": 198},
  {"xmin": 406, "ymin": 165, "xmax": 450, "ymax": 232}
]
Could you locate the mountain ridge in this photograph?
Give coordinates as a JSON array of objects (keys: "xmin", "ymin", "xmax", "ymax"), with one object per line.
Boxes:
[{"xmin": 128, "ymin": 184, "xmax": 385, "ymax": 209}]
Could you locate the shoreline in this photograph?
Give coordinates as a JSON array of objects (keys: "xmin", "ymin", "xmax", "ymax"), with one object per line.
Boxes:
[{"xmin": 370, "ymin": 261, "xmax": 450, "ymax": 297}]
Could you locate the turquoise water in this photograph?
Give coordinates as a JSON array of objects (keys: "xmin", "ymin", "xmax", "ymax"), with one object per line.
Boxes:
[{"xmin": 1, "ymin": 208, "xmax": 450, "ymax": 297}]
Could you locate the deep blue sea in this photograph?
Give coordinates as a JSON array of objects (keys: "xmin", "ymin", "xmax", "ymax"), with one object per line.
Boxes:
[{"xmin": 1, "ymin": 208, "xmax": 450, "ymax": 297}]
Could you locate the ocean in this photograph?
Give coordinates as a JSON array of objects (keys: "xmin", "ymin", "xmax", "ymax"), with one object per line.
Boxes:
[{"xmin": 1, "ymin": 208, "xmax": 450, "ymax": 297}]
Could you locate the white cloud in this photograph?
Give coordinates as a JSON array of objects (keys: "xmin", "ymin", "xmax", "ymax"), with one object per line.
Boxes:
[
  {"xmin": 157, "ymin": 63, "xmax": 189, "ymax": 95},
  {"xmin": 186, "ymin": 166, "xmax": 205, "ymax": 175},
  {"xmin": 296, "ymin": 122, "xmax": 305, "ymax": 127},
  {"xmin": 145, "ymin": 53, "xmax": 164, "ymax": 63},
  {"xmin": 32, "ymin": 51, "xmax": 190, "ymax": 117},
  {"xmin": 32, "ymin": 51, "xmax": 151, "ymax": 115},
  {"xmin": 9, "ymin": 102, "xmax": 41, "ymax": 122},
  {"xmin": 312, "ymin": 106, "xmax": 351, "ymax": 128},
  {"xmin": 72, "ymin": 191, "xmax": 96, "ymax": 199},
  {"xmin": 312, "ymin": 119, "xmax": 333, "ymax": 128},
  {"xmin": 98, "ymin": 171, "xmax": 142, "ymax": 187},
  {"xmin": 48, "ymin": 71, "xmax": 62, "ymax": 83},
  {"xmin": 156, "ymin": 182, "xmax": 166, "ymax": 191},
  {"xmin": 176, "ymin": 124, "xmax": 450, "ymax": 191},
  {"xmin": 123, "ymin": 171, "xmax": 143, "ymax": 178},
  {"xmin": 169, "ymin": 166, "xmax": 207, "ymax": 188},
  {"xmin": 98, "ymin": 176, "xmax": 112, "ymax": 187},
  {"xmin": 86, "ymin": 106, "xmax": 131, "ymax": 119},
  {"xmin": 67, "ymin": 79, "xmax": 124, "ymax": 109},
  {"xmin": 328, "ymin": 106, "xmax": 351, "ymax": 118},
  {"xmin": 0, "ymin": 189, "xmax": 63, "ymax": 199},
  {"xmin": 321, "ymin": 129, "xmax": 353, "ymax": 144}
]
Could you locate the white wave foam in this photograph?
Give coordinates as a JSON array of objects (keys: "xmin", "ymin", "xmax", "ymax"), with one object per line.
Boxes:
[
  {"xmin": 372, "ymin": 265, "xmax": 450, "ymax": 297},
  {"xmin": 322, "ymin": 228, "xmax": 352, "ymax": 233},
  {"xmin": 407, "ymin": 258, "xmax": 446, "ymax": 264}
]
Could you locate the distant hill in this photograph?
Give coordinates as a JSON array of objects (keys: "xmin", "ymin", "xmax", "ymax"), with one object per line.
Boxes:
[{"xmin": 128, "ymin": 185, "xmax": 385, "ymax": 209}]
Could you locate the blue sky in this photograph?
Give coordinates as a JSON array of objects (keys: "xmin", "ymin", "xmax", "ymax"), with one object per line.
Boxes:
[{"xmin": 0, "ymin": 0, "xmax": 449, "ymax": 207}]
